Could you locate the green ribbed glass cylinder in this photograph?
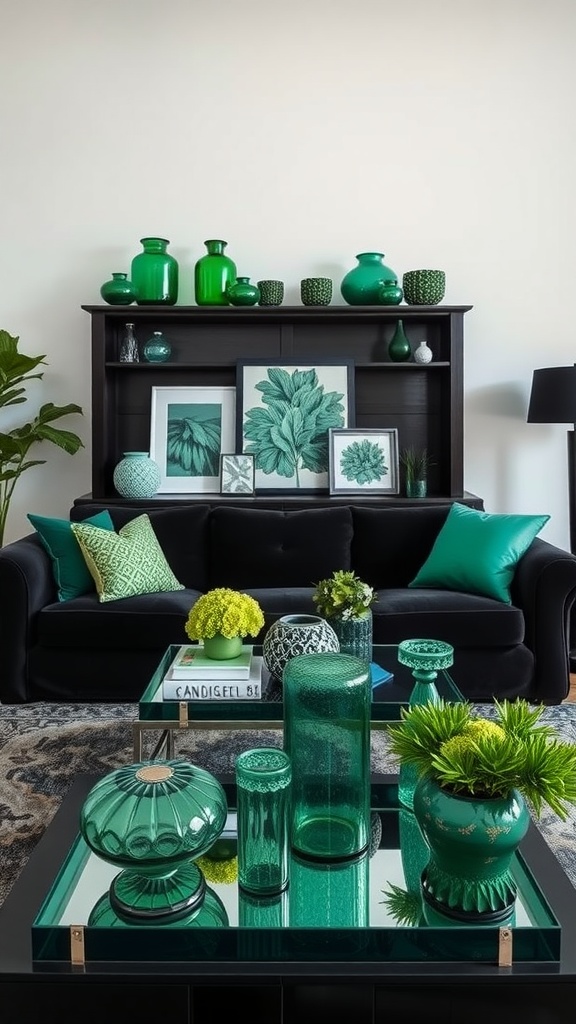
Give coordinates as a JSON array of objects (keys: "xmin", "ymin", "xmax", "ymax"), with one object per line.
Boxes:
[
  {"xmin": 236, "ymin": 747, "xmax": 291, "ymax": 895},
  {"xmin": 283, "ymin": 652, "xmax": 371, "ymax": 861}
]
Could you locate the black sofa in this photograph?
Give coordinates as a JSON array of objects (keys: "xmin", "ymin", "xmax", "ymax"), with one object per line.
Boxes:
[{"xmin": 1, "ymin": 502, "xmax": 576, "ymax": 705}]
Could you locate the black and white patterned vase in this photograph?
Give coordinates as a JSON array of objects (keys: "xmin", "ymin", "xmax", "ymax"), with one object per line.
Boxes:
[{"xmin": 262, "ymin": 614, "xmax": 340, "ymax": 683}]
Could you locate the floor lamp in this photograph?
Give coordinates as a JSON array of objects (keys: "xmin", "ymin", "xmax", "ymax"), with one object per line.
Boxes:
[{"xmin": 527, "ymin": 365, "xmax": 576, "ymax": 670}]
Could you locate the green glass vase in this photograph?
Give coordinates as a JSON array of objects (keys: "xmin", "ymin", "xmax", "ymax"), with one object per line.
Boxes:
[
  {"xmin": 100, "ymin": 272, "xmax": 136, "ymax": 305},
  {"xmin": 235, "ymin": 747, "xmax": 292, "ymax": 895},
  {"xmin": 143, "ymin": 331, "xmax": 171, "ymax": 363},
  {"xmin": 327, "ymin": 609, "xmax": 372, "ymax": 663},
  {"xmin": 227, "ymin": 276, "xmax": 260, "ymax": 306},
  {"xmin": 388, "ymin": 319, "xmax": 412, "ymax": 362},
  {"xmin": 194, "ymin": 239, "xmax": 237, "ymax": 305},
  {"xmin": 283, "ymin": 652, "xmax": 371, "ymax": 861},
  {"xmin": 340, "ymin": 251, "xmax": 397, "ymax": 305},
  {"xmin": 79, "ymin": 760, "xmax": 228, "ymax": 921},
  {"xmin": 131, "ymin": 237, "xmax": 178, "ymax": 305}
]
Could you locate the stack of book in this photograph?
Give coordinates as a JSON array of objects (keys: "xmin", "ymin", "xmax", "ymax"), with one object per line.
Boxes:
[{"xmin": 162, "ymin": 644, "xmax": 262, "ymax": 701}]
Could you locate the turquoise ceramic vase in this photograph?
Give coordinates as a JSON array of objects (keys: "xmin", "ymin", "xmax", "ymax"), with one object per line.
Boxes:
[
  {"xmin": 341, "ymin": 252, "xmax": 397, "ymax": 305},
  {"xmin": 113, "ymin": 451, "xmax": 161, "ymax": 498}
]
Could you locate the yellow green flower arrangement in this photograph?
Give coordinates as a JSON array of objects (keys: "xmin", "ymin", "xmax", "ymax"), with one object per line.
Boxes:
[{"xmin": 185, "ymin": 587, "xmax": 265, "ymax": 641}]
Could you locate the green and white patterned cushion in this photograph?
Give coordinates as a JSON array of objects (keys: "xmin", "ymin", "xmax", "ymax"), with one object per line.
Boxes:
[{"xmin": 70, "ymin": 514, "xmax": 184, "ymax": 603}]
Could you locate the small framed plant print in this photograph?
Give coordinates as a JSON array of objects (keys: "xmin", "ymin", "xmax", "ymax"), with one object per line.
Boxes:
[
  {"xmin": 220, "ymin": 453, "xmax": 255, "ymax": 495},
  {"xmin": 328, "ymin": 427, "xmax": 399, "ymax": 495}
]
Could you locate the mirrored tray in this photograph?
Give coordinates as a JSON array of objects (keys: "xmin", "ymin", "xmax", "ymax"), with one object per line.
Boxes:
[{"xmin": 32, "ymin": 780, "xmax": 560, "ymax": 964}]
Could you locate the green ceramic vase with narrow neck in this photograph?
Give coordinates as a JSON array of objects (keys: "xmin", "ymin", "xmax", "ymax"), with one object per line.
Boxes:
[{"xmin": 341, "ymin": 251, "xmax": 397, "ymax": 305}]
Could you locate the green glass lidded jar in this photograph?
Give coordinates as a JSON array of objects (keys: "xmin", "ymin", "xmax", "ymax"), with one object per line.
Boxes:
[
  {"xmin": 131, "ymin": 237, "xmax": 179, "ymax": 305},
  {"xmin": 227, "ymin": 276, "xmax": 260, "ymax": 306},
  {"xmin": 194, "ymin": 239, "xmax": 237, "ymax": 305},
  {"xmin": 340, "ymin": 251, "xmax": 397, "ymax": 305}
]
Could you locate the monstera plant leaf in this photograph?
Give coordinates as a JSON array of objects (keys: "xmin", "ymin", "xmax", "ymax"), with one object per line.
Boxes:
[{"xmin": 244, "ymin": 367, "xmax": 345, "ymax": 486}]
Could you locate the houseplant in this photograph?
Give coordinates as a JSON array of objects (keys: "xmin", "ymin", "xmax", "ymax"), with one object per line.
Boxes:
[
  {"xmin": 185, "ymin": 587, "xmax": 265, "ymax": 659},
  {"xmin": 0, "ymin": 330, "xmax": 84, "ymax": 546},
  {"xmin": 313, "ymin": 569, "xmax": 377, "ymax": 660},
  {"xmin": 386, "ymin": 699, "xmax": 576, "ymax": 922},
  {"xmin": 399, "ymin": 446, "xmax": 433, "ymax": 498}
]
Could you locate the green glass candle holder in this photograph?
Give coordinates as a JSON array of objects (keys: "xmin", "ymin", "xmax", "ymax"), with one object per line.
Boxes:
[{"xmin": 80, "ymin": 760, "xmax": 228, "ymax": 921}]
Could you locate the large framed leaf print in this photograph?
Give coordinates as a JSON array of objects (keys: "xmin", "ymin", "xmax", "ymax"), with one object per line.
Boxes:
[
  {"xmin": 236, "ymin": 360, "xmax": 355, "ymax": 492},
  {"xmin": 150, "ymin": 386, "xmax": 236, "ymax": 493}
]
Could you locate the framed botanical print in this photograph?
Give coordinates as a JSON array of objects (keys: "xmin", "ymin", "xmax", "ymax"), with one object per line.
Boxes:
[
  {"xmin": 220, "ymin": 453, "xmax": 255, "ymax": 495},
  {"xmin": 150, "ymin": 386, "xmax": 236, "ymax": 493},
  {"xmin": 328, "ymin": 427, "xmax": 399, "ymax": 495},
  {"xmin": 236, "ymin": 359, "xmax": 355, "ymax": 492}
]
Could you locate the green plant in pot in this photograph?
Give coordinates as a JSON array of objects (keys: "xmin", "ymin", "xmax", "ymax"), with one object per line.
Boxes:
[
  {"xmin": 385, "ymin": 699, "xmax": 576, "ymax": 924},
  {"xmin": 313, "ymin": 569, "xmax": 377, "ymax": 661},
  {"xmin": 0, "ymin": 331, "xmax": 84, "ymax": 547},
  {"xmin": 399, "ymin": 446, "xmax": 433, "ymax": 498},
  {"xmin": 185, "ymin": 587, "xmax": 265, "ymax": 660}
]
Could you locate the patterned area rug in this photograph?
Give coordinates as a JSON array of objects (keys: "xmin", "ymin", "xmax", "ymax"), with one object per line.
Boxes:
[{"xmin": 1, "ymin": 702, "xmax": 576, "ymax": 909}]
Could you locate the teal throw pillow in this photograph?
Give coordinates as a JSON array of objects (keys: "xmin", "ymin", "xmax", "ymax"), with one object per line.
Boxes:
[
  {"xmin": 408, "ymin": 502, "xmax": 549, "ymax": 604},
  {"xmin": 70, "ymin": 513, "xmax": 184, "ymax": 603},
  {"xmin": 27, "ymin": 510, "xmax": 115, "ymax": 602}
]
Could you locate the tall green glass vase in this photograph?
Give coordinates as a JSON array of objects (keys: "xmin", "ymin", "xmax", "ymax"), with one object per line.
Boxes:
[
  {"xmin": 131, "ymin": 237, "xmax": 179, "ymax": 305},
  {"xmin": 283, "ymin": 652, "xmax": 371, "ymax": 861},
  {"xmin": 194, "ymin": 239, "xmax": 237, "ymax": 305}
]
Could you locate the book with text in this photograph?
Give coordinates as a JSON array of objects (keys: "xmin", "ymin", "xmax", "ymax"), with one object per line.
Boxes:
[
  {"xmin": 162, "ymin": 657, "xmax": 263, "ymax": 701},
  {"xmin": 168, "ymin": 643, "xmax": 253, "ymax": 680}
]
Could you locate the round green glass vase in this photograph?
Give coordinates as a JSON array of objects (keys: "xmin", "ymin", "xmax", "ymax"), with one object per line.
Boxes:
[
  {"xmin": 340, "ymin": 252, "xmax": 397, "ymax": 305},
  {"xmin": 194, "ymin": 239, "xmax": 237, "ymax": 305},
  {"xmin": 100, "ymin": 272, "xmax": 136, "ymax": 305},
  {"xmin": 202, "ymin": 633, "xmax": 243, "ymax": 660},
  {"xmin": 143, "ymin": 331, "xmax": 172, "ymax": 363},
  {"xmin": 283, "ymin": 652, "xmax": 371, "ymax": 861},
  {"xmin": 79, "ymin": 760, "xmax": 228, "ymax": 921},
  {"xmin": 88, "ymin": 883, "xmax": 229, "ymax": 929},
  {"xmin": 131, "ymin": 237, "xmax": 179, "ymax": 305},
  {"xmin": 227, "ymin": 276, "xmax": 260, "ymax": 306}
]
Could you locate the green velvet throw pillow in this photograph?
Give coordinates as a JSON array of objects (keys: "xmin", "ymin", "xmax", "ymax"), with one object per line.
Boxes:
[
  {"xmin": 409, "ymin": 502, "xmax": 549, "ymax": 604},
  {"xmin": 27, "ymin": 510, "xmax": 115, "ymax": 601},
  {"xmin": 70, "ymin": 513, "xmax": 184, "ymax": 603}
]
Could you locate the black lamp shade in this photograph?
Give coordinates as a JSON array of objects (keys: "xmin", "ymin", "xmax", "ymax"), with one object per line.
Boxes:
[{"xmin": 527, "ymin": 366, "xmax": 576, "ymax": 424}]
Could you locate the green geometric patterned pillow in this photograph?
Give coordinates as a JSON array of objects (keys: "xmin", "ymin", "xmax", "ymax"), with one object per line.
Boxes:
[{"xmin": 70, "ymin": 514, "xmax": 184, "ymax": 603}]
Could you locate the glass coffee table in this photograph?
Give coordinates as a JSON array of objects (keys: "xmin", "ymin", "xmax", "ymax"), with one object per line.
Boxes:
[{"xmin": 133, "ymin": 643, "xmax": 465, "ymax": 761}]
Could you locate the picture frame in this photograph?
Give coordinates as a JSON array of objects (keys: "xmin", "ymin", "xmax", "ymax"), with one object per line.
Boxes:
[
  {"xmin": 220, "ymin": 453, "xmax": 255, "ymax": 495},
  {"xmin": 150, "ymin": 386, "xmax": 236, "ymax": 493},
  {"xmin": 328, "ymin": 427, "xmax": 400, "ymax": 496},
  {"xmin": 236, "ymin": 359, "xmax": 355, "ymax": 492}
]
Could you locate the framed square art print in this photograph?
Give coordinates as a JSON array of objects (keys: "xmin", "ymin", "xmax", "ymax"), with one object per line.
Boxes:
[
  {"xmin": 150, "ymin": 386, "xmax": 236, "ymax": 493},
  {"xmin": 220, "ymin": 453, "xmax": 255, "ymax": 495},
  {"xmin": 236, "ymin": 359, "xmax": 355, "ymax": 492},
  {"xmin": 329, "ymin": 427, "xmax": 399, "ymax": 496}
]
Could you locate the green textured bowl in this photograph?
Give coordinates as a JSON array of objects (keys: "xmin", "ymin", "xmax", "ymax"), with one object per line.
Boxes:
[{"xmin": 402, "ymin": 269, "xmax": 445, "ymax": 306}]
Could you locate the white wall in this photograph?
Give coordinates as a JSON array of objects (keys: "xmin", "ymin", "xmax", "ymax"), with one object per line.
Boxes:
[{"xmin": 1, "ymin": 0, "xmax": 575, "ymax": 546}]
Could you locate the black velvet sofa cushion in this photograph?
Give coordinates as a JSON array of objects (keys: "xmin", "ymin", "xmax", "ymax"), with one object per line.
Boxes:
[
  {"xmin": 351, "ymin": 505, "xmax": 453, "ymax": 587},
  {"xmin": 208, "ymin": 506, "xmax": 354, "ymax": 588},
  {"xmin": 36, "ymin": 589, "xmax": 198, "ymax": 650},
  {"xmin": 70, "ymin": 504, "xmax": 211, "ymax": 591},
  {"xmin": 371, "ymin": 589, "xmax": 524, "ymax": 648}
]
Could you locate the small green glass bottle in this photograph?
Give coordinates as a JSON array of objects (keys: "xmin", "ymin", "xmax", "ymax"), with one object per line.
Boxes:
[
  {"xmin": 227, "ymin": 276, "xmax": 260, "ymax": 306},
  {"xmin": 194, "ymin": 239, "xmax": 237, "ymax": 305},
  {"xmin": 131, "ymin": 237, "xmax": 179, "ymax": 305}
]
